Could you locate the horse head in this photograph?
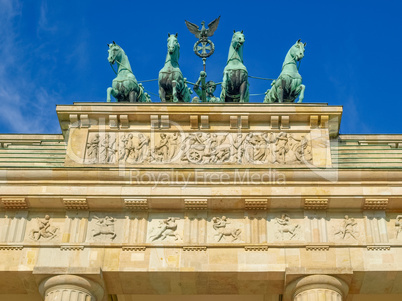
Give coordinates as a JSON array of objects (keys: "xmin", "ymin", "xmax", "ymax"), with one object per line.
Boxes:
[
  {"xmin": 167, "ymin": 33, "xmax": 180, "ymax": 56},
  {"xmin": 231, "ymin": 30, "xmax": 245, "ymax": 50},
  {"xmin": 108, "ymin": 41, "xmax": 122, "ymax": 64},
  {"xmin": 290, "ymin": 39, "xmax": 306, "ymax": 62}
]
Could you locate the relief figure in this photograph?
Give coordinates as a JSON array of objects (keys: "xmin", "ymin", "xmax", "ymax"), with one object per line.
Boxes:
[
  {"xmin": 29, "ymin": 215, "xmax": 59, "ymax": 241},
  {"xmin": 275, "ymin": 213, "xmax": 300, "ymax": 240},
  {"xmin": 86, "ymin": 134, "xmax": 100, "ymax": 161},
  {"xmin": 153, "ymin": 133, "xmax": 171, "ymax": 162},
  {"xmin": 149, "ymin": 217, "xmax": 181, "ymax": 241},
  {"xmin": 232, "ymin": 133, "xmax": 252, "ymax": 163},
  {"xmin": 212, "ymin": 216, "xmax": 241, "ymax": 242},
  {"xmin": 92, "ymin": 216, "xmax": 117, "ymax": 240},
  {"xmin": 334, "ymin": 215, "xmax": 358, "ymax": 240},
  {"xmin": 395, "ymin": 215, "xmax": 402, "ymax": 239},
  {"xmin": 168, "ymin": 132, "xmax": 181, "ymax": 161},
  {"xmin": 274, "ymin": 132, "xmax": 289, "ymax": 164},
  {"xmin": 136, "ymin": 134, "xmax": 150, "ymax": 162},
  {"xmin": 99, "ymin": 134, "xmax": 116, "ymax": 163}
]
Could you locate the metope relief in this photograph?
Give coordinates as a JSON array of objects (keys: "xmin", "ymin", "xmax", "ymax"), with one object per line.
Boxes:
[
  {"xmin": 92, "ymin": 216, "xmax": 117, "ymax": 240},
  {"xmin": 84, "ymin": 131, "xmax": 314, "ymax": 166},
  {"xmin": 330, "ymin": 214, "xmax": 364, "ymax": 243},
  {"xmin": 28, "ymin": 215, "xmax": 60, "ymax": 241},
  {"xmin": 87, "ymin": 213, "xmax": 124, "ymax": 242},
  {"xmin": 212, "ymin": 216, "xmax": 242, "ymax": 242},
  {"xmin": 147, "ymin": 215, "xmax": 183, "ymax": 243},
  {"xmin": 274, "ymin": 214, "xmax": 301, "ymax": 241}
]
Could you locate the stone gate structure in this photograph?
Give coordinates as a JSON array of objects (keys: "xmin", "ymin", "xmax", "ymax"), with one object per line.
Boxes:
[{"xmin": 1, "ymin": 102, "xmax": 402, "ymax": 300}]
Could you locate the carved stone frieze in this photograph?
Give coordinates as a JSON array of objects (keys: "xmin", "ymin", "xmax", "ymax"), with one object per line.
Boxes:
[
  {"xmin": 10, "ymin": 211, "xmax": 402, "ymax": 247},
  {"xmin": 83, "ymin": 131, "xmax": 314, "ymax": 165}
]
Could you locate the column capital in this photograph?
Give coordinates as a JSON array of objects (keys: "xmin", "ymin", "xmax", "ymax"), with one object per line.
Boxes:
[
  {"xmin": 39, "ymin": 274, "xmax": 104, "ymax": 301},
  {"xmin": 286, "ymin": 274, "xmax": 349, "ymax": 300}
]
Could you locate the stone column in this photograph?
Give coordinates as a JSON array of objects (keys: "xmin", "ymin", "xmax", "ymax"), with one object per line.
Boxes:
[
  {"xmin": 287, "ymin": 275, "xmax": 349, "ymax": 301},
  {"xmin": 39, "ymin": 275, "xmax": 104, "ymax": 301}
]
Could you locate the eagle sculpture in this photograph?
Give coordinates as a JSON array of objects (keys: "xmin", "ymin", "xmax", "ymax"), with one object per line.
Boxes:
[{"xmin": 185, "ymin": 16, "xmax": 221, "ymax": 39}]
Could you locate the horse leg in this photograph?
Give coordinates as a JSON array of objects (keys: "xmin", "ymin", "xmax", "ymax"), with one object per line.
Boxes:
[
  {"xmin": 159, "ymin": 86, "xmax": 166, "ymax": 102},
  {"xmin": 231, "ymin": 231, "xmax": 238, "ymax": 242},
  {"xmin": 263, "ymin": 89, "xmax": 270, "ymax": 103},
  {"xmin": 107, "ymin": 87, "xmax": 113, "ymax": 102},
  {"xmin": 239, "ymin": 81, "xmax": 247, "ymax": 103},
  {"xmin": 172, "ymin": 80, "xmax": 178, "ymax": 102},
  {"xmin": 220, "ymin": 72, "xmax": 228, "ymax": 102},
  {"xmin": 220, "ymin": 87, "xmax": 226, "ymax": 103},
  {"xmin": 129, "ymin": 91, "xmax": 137, "ymax": 103},
  {"xmin": 278, "ymin": 79, "xmax": 285, "ymax": 103},
  {"xmin": 297, "ymin": 84, "xmax": 305, "ymax": 103}
]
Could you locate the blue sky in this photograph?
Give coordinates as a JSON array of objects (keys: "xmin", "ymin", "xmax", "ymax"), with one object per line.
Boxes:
[{"xmin": 0, "ymin": 0, "xmax": 401, "ymax": 135}]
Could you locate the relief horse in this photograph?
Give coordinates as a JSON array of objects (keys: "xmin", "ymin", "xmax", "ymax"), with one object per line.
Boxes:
[
  {"xmin": 107, "ymin": 41, "xmax": 147, "ymax": 102},
  {"xmin": 212, "ymin": 216, "xmax": 242, "ymax": 242},
  {"xmin": 275, "ymin": 214, "xmax": 300, "ymax": 240},
  {"xmin": 92, "ymin": 216, "xmax": 117, "ymax": 240},
  {"xmin": 264, "ymin": 40, "xmax": 306, "ymax": 103},
  {"xmin": 220, "ymin": 30, "xmax": 249, "ymax": 102},
  {"xmin": 158, "ymin": 33, "xmax": 191, "ymax": 102}
]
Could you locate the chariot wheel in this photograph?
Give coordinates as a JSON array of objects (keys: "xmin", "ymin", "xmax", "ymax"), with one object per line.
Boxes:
[{"xmin": 188, "ymin": 150, "xmax": 202, "ymax": 163}]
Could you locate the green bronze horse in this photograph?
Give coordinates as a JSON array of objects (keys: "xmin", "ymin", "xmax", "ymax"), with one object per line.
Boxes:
[
  {"xmin": 220, "ymin": 30, "xmax": 249, "ymax": 103},
  {"xmin": 107, "ymin": 42, "xmax": 148, "ymax": 102},
  {"xmin": 264, "ymin": 40, "xmax": 306, "ymax": 103},
  {"xmin": 158, "ymin": 34, "xmax": 191, "ymax": 102}
]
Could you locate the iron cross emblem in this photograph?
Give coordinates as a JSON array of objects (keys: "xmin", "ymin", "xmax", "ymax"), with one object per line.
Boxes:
[{"xmin": 185, "ymin": 17, "xmax": 220, "ymax": 59}]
